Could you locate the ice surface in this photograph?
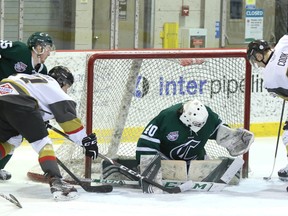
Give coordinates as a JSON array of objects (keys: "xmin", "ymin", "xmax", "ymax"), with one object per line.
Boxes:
[{"xmin": 1, "ymin": 137, "xmax": 287, "ymax": 216}]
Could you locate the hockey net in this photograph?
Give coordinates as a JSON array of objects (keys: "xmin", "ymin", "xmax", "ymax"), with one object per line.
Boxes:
[{"xmin": 27, "ymin": 49, "xmax": 251, "ymax": 182}]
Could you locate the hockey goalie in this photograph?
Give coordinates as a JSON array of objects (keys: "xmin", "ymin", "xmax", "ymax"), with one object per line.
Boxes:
[
  {"xmin": 101, "ymin": 99, "xmax": 254, "ymax": 193},
  {"xmin": 133, "ymin": 99, "xmax": 254, "ymax": 191}
]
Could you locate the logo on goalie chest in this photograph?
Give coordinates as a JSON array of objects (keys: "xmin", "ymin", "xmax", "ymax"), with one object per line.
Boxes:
[{"xmin": 166, "ymin": 131, "xmax": 179, "ymax": 141}]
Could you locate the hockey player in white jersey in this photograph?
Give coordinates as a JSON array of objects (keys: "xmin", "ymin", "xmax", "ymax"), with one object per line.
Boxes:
[
  {"xmin": 0, "ymin": 66, "xmax": 98, "ymax": 200},
  {"xmin": 247, "ymin": 35, "xmax": 288, "ymax": 182}
]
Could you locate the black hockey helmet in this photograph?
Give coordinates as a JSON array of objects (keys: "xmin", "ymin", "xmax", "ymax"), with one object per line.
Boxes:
[
  {"xmin": 48, "ymin": 66, "xmax": 74, "ymax": 87},
  {"xmin": 27, "ymin": 32, "xmax": 55, "ymax": 50},
  {"xmin": 247, "ymin": 39, "xmax": 270, "ymax": 65}
]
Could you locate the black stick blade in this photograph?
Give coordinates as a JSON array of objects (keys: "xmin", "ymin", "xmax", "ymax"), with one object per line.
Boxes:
[{"xmin": 83, "ymin": 184, "xmax": 113, "ymax": 193}]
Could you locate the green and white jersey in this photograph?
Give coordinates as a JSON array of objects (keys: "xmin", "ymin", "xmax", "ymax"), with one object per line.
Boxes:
[
  {"xmin": 0, "ymin": 40, "xmax": 48, "ymax": 80},
  {"xmin": 136, "ymin": 103, "xmax": 222, "ymax": 163}
]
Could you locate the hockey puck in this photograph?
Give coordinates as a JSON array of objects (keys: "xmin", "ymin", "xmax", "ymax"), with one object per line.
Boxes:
[{"xmin": 263, "ymin": 177, "xmax": 271, "ymax": 180}]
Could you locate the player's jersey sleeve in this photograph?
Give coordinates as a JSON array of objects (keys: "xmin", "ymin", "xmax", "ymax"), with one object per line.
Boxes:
[
  {"xmin": 136, "ymin": 115, "xmax": 163, "ymax": 162},
  {"xmin": 0, "ymin": 40, "xmax": 34, "ymax": 80},
  {"xmin": 49, "ymin": 99, "xmax": 86, "ymax": 146}
]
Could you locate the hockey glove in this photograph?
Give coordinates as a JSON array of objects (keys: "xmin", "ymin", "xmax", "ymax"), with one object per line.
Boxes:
[{"xmin": 82, "ymin": 133, "xmax": 98, "ymax": 160}]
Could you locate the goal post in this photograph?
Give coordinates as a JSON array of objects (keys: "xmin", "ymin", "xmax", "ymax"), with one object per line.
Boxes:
[
  {"xmin": 27, "ymin": 48, "xmax": 252, "ymax": 183},
  {"xmin": 85, "ymin": 49, "xmax": 251, "ymax": 178}
]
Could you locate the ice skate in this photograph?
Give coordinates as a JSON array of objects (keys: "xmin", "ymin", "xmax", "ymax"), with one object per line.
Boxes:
[
  {"xmin": 0, "ymin": 169, "xmax": 12, "ymax": 180},
  {"xmin": 49, "ymin": 177, "xmax": 78, "ymax": 201},
  {"xmin": 278, "ymin": 164, "xmax": 288, "ymax": 181}
]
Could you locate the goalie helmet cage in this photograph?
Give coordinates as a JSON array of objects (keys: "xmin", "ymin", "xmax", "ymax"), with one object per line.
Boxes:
[{"xmin": 27, "ymin": 48, "xmax": 251, "ymax": 183}]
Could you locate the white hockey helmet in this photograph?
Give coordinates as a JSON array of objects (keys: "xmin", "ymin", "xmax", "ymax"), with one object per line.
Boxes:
[{"xmin": 179, "ymin": 99, "xmax": 209, "ymax": 132}]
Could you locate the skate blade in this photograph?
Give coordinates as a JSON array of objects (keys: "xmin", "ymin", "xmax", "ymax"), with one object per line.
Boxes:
[{"xmin": 52, "ymin": 191, "xmax": 79, "ymax": 201}]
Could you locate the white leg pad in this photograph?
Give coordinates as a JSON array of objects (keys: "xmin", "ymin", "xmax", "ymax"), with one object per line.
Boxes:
[
  {"xmin": 188, "ymin": 159, "xmax": 242, "ymax": 185},
  {"xmin": 188, "ymin": 160, "xmax": 222, "ymax": 181},
  {"xmin": 161, "ymin": 160, "xmax": 187, "ymax": 181}
]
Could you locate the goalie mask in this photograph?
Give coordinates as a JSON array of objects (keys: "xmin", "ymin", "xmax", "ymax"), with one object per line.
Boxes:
[
  {"xmin": 48, "ymin": 66, "xmax": 74, "ymax": 88},
  {"xmin": 179, "ymin": 99, "xmax": 208, "ymax": 133}
]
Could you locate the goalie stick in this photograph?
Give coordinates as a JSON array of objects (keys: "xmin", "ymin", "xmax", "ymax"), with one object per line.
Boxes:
[
  {"xmin": 56, "ymin": 157, "xmax": 113, "ymax": 193},
  {"xmin": 80, "ymin": 178, "xmax": 226, "ymax": 192},
  {"xmin": 47, "ymin": 123, "xmax": 192, "ymax": 193},
  {"xmin": 0, "ymin": 193, "xmax": 22, "ymax": 208}
]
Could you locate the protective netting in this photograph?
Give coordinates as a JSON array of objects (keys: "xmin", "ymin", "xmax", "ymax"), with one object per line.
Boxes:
[{"xmin": 27, "ymin": 50, "xmax": 249, "ymax": 181}]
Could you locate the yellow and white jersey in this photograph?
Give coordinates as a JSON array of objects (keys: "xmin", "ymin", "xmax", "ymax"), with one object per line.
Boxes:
[{"xmin": 0, "ymin": 73, "xmax": 86, "ymax": 145}]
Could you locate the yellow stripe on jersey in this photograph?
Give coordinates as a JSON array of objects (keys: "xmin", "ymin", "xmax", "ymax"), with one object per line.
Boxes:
[{"xmin": 58, "ymin": 118, "xmax": 84, "ymax": 134}]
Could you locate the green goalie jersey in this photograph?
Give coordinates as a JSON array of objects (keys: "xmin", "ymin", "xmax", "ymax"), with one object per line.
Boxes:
[
  {"xmin": 136, "ymin": 103, "xmax": 222, "ymax": 163},
  {"xmin": 0, "ymin": 40, "xmax": 48, "ymax": 80}
]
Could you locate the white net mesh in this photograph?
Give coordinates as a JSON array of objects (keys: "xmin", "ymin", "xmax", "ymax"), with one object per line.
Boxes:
[{"xmin": 27, "ymin": 50, "xmax": 250, "ymax": 181}]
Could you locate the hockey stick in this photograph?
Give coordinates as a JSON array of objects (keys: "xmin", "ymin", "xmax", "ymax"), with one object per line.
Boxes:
[
  {"xmin": 56, "ymin": 157, "xmax": 113, "ymax": 193},
  {"xmin": 264, "ymin": 99, "xmax": 285, "ymax": 180},
  {"xmin": 47, "ymin": 123, "xmax": 193, "ymax": 193},
  {"xmin": 79, "ymin": 178, "xmax": 226, "ymax": 192},
  {"xmin": 0, "ymin": 193, "xmax": 22, "ymax": 208}
]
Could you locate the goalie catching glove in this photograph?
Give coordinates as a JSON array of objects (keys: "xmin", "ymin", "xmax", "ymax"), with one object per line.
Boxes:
[
  {"xmin": 216, "ymin": 124, "xmax": 254, "ymax": 157},
  {"xmin": 82, "ymin": 133, "xmax": 98, "ymax": 160}
]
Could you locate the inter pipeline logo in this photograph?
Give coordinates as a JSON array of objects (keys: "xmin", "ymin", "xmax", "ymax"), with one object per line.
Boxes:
[{"xmin": 134, "ymin": 74, "xmax": 263, "ymax": 99}]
